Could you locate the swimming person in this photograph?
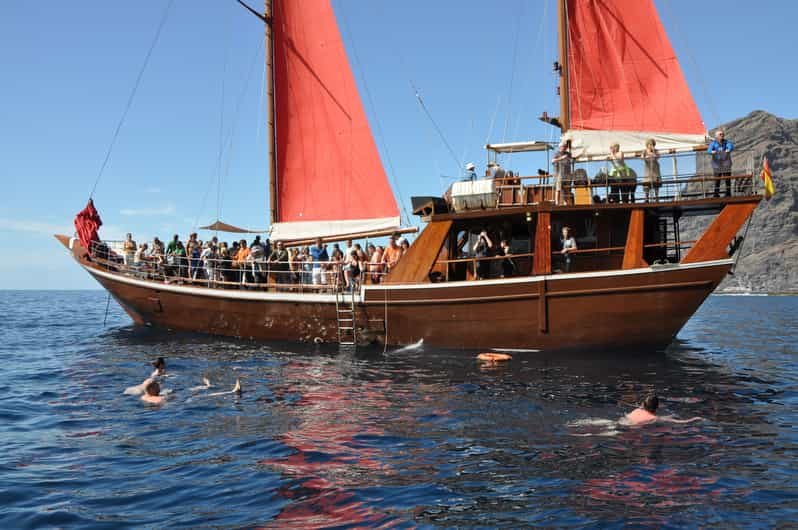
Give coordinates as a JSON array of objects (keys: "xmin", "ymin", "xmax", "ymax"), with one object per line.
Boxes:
[
  {"xmin": 621, "ymin": 394, "xmax": 703, "ymax": 426},
  {"xmin": 151, "ymin": 357, "xmax": 166, "ymax": 377},
  {"xmin": 140, "ymin": 380, "xmax": 165, "ymax": 405},
  {"xmin": 623, "ymin": 394, "xmax": 659, "ymax": 425}
]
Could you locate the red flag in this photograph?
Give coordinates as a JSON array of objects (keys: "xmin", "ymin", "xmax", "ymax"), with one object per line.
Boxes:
[{"xmin": 74, "ymin": 199, "xmax": 102, "ymax": 252}]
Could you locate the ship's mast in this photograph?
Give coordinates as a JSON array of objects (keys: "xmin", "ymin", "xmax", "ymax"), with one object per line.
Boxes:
[
  {"xmin": 557, "ymin": 0, "xmax": 570, "ymax": 132},
  {"xmin": 265, "ymin": 0, "xmax": 277, "ymax": 224}
]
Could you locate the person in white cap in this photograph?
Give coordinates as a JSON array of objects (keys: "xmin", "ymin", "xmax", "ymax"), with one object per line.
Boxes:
[{"xmin": 464, "ymin": 162, "xmax": 477, "ymax": 181}]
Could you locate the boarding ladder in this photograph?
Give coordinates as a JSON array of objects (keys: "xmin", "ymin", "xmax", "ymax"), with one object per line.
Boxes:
[{"xmin": 335, "ymin": 288, "xmax": 357, "ymax": 346}]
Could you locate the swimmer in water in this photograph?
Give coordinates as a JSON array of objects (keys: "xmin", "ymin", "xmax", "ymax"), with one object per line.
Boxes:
[
  {"xmin": 151, "ymin": 357, "xmax": 166, "ymax": 377},
  {"xmin": 623, "ymin": 394, "xmax": 659, "ymax": 425},
  {"xmin": 140, "ymin": 380, "xmax": 165, "ymax": 405},
  {"xmin": 622, "ymin": 394, "xmax": 703, "ymax": 426}
]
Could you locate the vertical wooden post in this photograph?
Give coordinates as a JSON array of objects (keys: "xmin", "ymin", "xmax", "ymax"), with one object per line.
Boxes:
[
  {"xmin": 557, "ymin": 0, "xmax": 570, "ymax": 131},
  {"xmin": 622, "ymin": 209, "xmax": 647, "ymax": 269},
  {"xmin": 533, "ymin": 212, "xmax": 552, "ymax": 275},
  {"xmin": 265, "ymin": 0, "xmax": 278, "ymax": 225}
]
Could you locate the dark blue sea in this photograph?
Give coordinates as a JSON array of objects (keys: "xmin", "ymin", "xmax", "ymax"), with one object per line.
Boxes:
[{"xmin": 0, "ymin": 291, "xmax": 795, "ymax": 529}]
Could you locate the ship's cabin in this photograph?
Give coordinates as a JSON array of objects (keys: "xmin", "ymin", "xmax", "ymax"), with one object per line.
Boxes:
[{"xmin": 391, "ymin": 143, "xmax": 763, "ymax": 284}]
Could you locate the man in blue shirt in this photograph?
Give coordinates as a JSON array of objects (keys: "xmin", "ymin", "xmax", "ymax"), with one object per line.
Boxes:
[
  {"xmin": 708, "ymin": 129, "xmax": 733, "ymax": 197},
  {"xmin": 309, "ymin": 238, "xmax": 329, "ymax": 285},
  {"xmin": 464, "ymin": 162, "xmax": 477, "ymax": 181}
]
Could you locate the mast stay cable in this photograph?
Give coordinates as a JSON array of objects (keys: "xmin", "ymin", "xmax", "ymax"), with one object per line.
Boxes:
[
  {"xmin": 89, "ymin": 0, "xmax": 175, "ymax": 199},
  {"xmin": 338, "ymin": 6, "xmax": 412, "ymax": 227},
  {"xmin": 412, "ymin": 81, "xmax": 462, "ymax": 175}
]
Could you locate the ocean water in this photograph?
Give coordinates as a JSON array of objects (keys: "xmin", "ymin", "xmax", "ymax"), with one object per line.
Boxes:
[{"xmin": 0, "ymin": 291, "xmax": 795, "ymax": 529}]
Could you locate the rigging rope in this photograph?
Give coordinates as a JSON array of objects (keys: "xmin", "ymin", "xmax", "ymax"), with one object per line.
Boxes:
[
  {"xmin": 501, "ymin": 0, "xmax": 524, "ymax": 144},
  {"xmin": 338, "ymin": 6, "xmax": 412, "ymax": 226},
  {"xmin": 661, "ymin": 0, "xmax": 721, "ymax": 129},
  {"xmin": 412, "ymin": 81, "xmax": 462, "ymax": 174},
  {"xmin": 89, "ymin": 0, "xmax": 175, "ymax": 199}
]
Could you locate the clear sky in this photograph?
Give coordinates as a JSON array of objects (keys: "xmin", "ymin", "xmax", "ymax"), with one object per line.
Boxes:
[{"xmin": 1, "ymin": 0, "xmax": 796, "ymax": 289}]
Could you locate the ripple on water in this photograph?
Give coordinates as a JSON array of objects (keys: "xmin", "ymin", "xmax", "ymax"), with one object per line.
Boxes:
[{"xmin": 0, "ymin": 291, "xmax": 795, "ymax": 527}]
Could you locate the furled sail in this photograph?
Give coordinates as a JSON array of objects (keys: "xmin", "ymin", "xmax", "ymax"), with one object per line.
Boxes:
[
  {"xmin": 268, "ymin": 0, "xmax": 400, "ymax": 241},
  {"xmin": 562, "ymin": 0, "xmax": 707, "ymax": 158}
]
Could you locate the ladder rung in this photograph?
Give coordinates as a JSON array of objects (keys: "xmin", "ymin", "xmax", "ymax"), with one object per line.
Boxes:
[{"xmin": 338, "ymin": 326, "xmax": 354, "ymax": 330}]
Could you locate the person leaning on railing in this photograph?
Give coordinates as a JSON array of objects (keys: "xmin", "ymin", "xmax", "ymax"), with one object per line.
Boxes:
[{"xmin": 709, "ymin": 129, "xmax": 733, "ymax": 198}]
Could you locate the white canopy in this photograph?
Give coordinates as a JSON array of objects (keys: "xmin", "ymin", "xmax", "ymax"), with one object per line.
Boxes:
[
  {"xmin": 268, "ymin": 216, "xmax": 401, "ymax": 242},
  {"xmin": 484, "ymin": 141, "xmax": 552, "ymax": 154},
  {"xmin": 562, "ymin": 130, "xmax": 708, "ymax": 160}
]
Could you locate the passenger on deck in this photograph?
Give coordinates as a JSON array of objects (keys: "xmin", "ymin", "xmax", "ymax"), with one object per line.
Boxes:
[
  {"xmin": 328, "ymin": 247, "xmax": 344, "ymax": 290},
  {"xmin": 268, "ymin": 241, "xmax": 289, "ymax": 285},
  {"xmin": 642, "ymin": 138, "xmax": 661, "ymax": 202},
  {"xmin": 234, "ymin": 240, "xmax": 250, "ymax": 284},
  {"xmin": 287, "ymin": 248, "xmax": 299, "ymax": 285},
  {"xmin": 133, "ymin": 243, "xmax": 149, "ymax": 268},
  {"xmin": 381, "ymin": 233, "xmax": 403, "ymax": 272},
  {"xmin": 369, "ymin": 244, "xmax": 384, "ymax": 284},
  {"xmin": 488, "ymin": 161, "xmax": 506, "ymax": 180},
  {"xmin": 474, "ymin": 230, "xmax": 494, "ymax": 280},
  {"xmin": 201, "ymin": 243, "xmax": 217, "ymax": 284},
  {"xmin": 608, "ymin": 143, "xmax": 634, "ymax": 203},
  {"xmin": 300, "ymin": 246, "xmax": 312, "ymax": 285},
  {"xmin": 709, "ymin": 129, "xmax": 733, "ymax": 197},
  {"xmin": 310, "ymin": 238, "xmax": 329, "ymax": 286},
  {"xmin": 498, "ymin": 240, "xmax": 516, "ymax": 278},
  {"xmin": 219, "ymin": 245, "xmax": 235, "ymax": 284},
  {"xmin": 150, "ymin": 237, "xmax": 165, "ymax": 269},
  {"xmin": 123, "ymin": 233, "xmax": 137, "ymax": 266},
  {"xmin": 190, "ymin": 240, "xmax": 202, "ymax": 280},
  {"xmin": 464, "ymin": 162, "xmax": 477, "ymax": 181},
  {"xmin": 343, "ymin": 249, "xmax": 361, "ymax": 291},
  {"xmin": 399, "ymin": 237, "xmax": 410, "ymax": 255},
  {"xmin": 552, "ymin": 141, "xmax": 573, "ymax": 205},
  {"xmin": 559, "ymin": 226, "xmax": 577, "ymax": 273}
]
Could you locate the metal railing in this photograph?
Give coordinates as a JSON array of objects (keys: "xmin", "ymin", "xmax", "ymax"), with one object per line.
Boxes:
[
  {"xmin": 87, "ymin": 241, "xmax": 390, "ymax": 294},
  {"xmin": 493, "ymin": 149, "xmax": 759, "ymax": 207}
]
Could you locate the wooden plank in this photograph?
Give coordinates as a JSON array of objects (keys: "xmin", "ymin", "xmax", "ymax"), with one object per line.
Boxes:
[
  {"xmin": 383, "ymin": 220, "xmax": 453, "ymax": 284},
  {"xmin": 622, "ymin": 209, "xmax": 647, "ymax": 269},
  {"xmin": 533, "ymin": 212, "xmax": 552, "ymax": 275},
  {"xmin": 682, "ymin": 202, "xmax": 758, "ymax": 264},
  {"xmin": 538, "ymin": 279, "xmax": 548, "ymax": 333}
]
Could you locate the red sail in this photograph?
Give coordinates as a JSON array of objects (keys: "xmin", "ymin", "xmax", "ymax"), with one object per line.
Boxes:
[
  {"xmin": 564, "ymin": 0, "xmax": 706, "ymax": 156},
  {"xmin": 74, "ymin": 199, "xmax": 102, "ymax": 252},
  {"xmin": 270, "ymin": 0, "xmax": 399, "ymax": 241}
]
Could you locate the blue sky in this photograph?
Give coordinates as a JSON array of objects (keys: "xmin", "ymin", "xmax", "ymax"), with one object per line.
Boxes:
[{"xmin": 1, "ymin": 0, "xmax": 795, "ymax": 289}]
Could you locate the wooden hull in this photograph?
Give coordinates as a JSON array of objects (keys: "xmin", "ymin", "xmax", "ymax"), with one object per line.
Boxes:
[{"xmin": 73, "ymin": 246, "xmax": 729, "ymax": 352}]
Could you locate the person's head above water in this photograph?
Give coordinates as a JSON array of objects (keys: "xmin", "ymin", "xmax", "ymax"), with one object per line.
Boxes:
[
  {"xmin": 642, "ymin": 394, "xmax": 659, "ymax": 414},
  {"xmin": 152, "ymin": 357, "xmax": 165, "ymax": 372},
  {"xmin": 145, "ymin": 380, "xmax": 160, "ymax": 397}
]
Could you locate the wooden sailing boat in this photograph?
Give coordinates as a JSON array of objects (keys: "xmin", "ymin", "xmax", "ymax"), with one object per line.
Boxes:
[{"xmin": 57, "ymin": 0, "xmax": 763, "ymax": 352}]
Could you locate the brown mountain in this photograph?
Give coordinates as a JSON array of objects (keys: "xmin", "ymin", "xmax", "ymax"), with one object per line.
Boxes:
[{"xmin": 683, "ymin": 111, "xmax": 797, "ymax": 293}]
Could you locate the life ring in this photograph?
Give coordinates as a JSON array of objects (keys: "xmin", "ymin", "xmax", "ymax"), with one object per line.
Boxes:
[{"xmin": 477, "ymin": 352, "xmax": 512, "ymax": 362}]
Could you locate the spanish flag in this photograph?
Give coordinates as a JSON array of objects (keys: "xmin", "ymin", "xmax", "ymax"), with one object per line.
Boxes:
[{"xmin": 760, "ymin": 156, "xmax": 775, "ymax": 200}]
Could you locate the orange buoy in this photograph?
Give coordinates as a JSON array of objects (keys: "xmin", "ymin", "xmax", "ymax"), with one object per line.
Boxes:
[{"xmin": 477, "ymin": 352, "xmax": 512, "ymax": 362}]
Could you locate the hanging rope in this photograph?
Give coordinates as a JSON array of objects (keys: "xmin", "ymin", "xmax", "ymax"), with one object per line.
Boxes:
[
  {"xmin": 89, "ymin": 0, "xmax": 175, "ymax": 198},
  {"xmin": 730, "ymin": 208, "xmax": 756, "ymax": 275}
]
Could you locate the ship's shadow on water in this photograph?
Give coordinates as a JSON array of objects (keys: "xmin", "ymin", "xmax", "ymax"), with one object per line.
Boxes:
[{"xmin": 0, "ymin": 292, "xmax": 795, "ymax": 528}]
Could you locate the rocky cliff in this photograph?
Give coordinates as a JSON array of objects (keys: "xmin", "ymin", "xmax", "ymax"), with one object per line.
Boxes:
[{"xmin": 684, "ymin": 111, "xmax": 797, "ymax": 293}]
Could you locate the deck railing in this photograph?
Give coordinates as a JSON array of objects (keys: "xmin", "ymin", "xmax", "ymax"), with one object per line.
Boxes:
[
  {"xmin": 491, "ymin": 149, "xmax": 759, "ymax": 208},
  {"xmin": 86, "ymin": 241, "xmax": 388, "ymax": 294}
]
